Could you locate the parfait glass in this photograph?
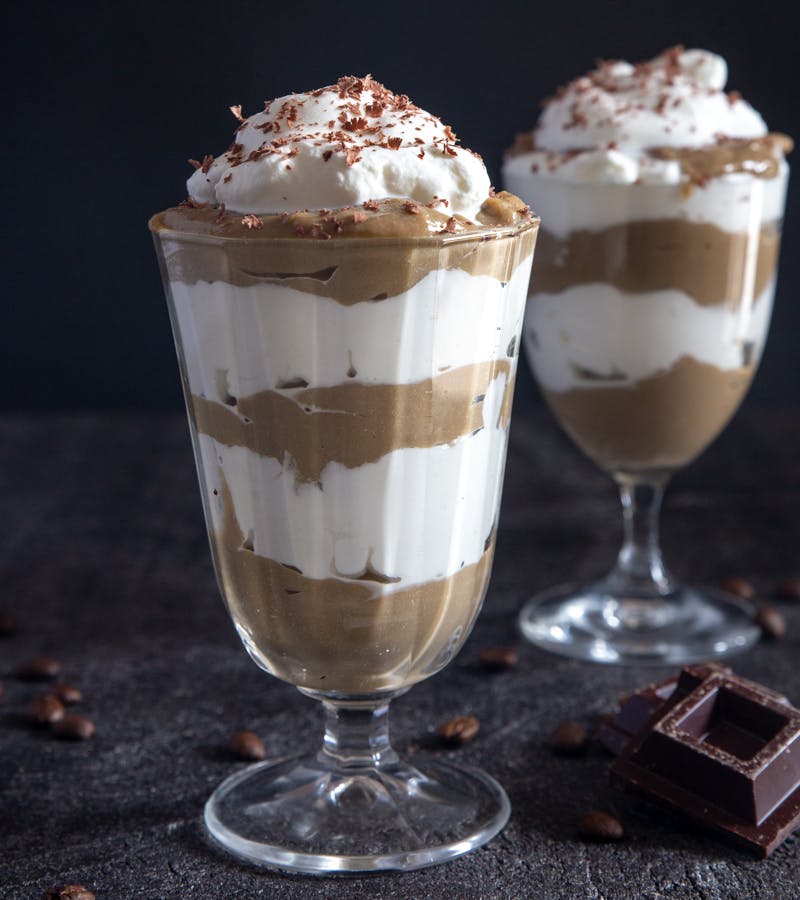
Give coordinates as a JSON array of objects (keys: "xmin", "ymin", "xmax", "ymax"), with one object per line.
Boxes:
[
  {"xmin": 150, "ymin": 209, "xmax": 538, "ymax": 873},
  {"xmin": 513, "ymin": 170, "xmax": 788, "ymax": 664}
]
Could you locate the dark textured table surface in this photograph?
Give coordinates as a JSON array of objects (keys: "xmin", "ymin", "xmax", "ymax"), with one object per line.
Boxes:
[{"xmin": 1, "ymin": 405, "xmax": 799, "ymax": 899}]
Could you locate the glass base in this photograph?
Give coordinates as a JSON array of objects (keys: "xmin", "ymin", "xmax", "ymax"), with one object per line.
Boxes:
[
  {"xmin": 204, "ymin": 751, "xmax": 510, "ymax": 874},
  {"xmin": 519, "ymin": 580, "xmax": 760, "ymax": 665}
]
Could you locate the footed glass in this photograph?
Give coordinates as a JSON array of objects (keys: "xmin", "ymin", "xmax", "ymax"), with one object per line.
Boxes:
[
  {"xmin": 151, "ymin": 209, "xmax": 538, "ymax": 873},
  {"xmin": 516, "ymin": 172, "xmax": 788, "ymax": 664}
]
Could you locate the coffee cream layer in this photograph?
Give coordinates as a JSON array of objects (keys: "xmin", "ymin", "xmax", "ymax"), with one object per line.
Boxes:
[
  {"xmin": 510, "ymin": 178, "xmax": 786, "ymax": 472},
  {"xmin": 503, "ymin": 48, "xmax": 790, "ymax": 472},
  {"xmin": 154, "ymin": 198, "xmax": 537, "ymax": 693}
]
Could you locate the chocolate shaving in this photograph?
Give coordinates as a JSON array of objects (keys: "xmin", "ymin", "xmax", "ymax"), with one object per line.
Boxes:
[
  {"xmin": 241, "ymin": 214, "xmax": 264, "ymax": 230},
  {"xmin": 441, "ymin": 216, "xmax": 459, "ymax": 234},
  {"xmin": 177, "ymin": 197, "xmax": 208, "ymax": 209},
  {"xmin": 309, "ymin": 223, "xmax": 331, "ymax": 240},
  {"xmin": 230, "ymin": 104, "xmax": 245, "ymax": 122}
]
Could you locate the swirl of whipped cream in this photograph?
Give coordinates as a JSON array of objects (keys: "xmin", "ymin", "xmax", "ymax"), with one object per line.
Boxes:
[
  {"xmin": 506, "ymin": 47, "xmax": 772, "ymax": 185},
  {"xmin": 187, "ymin": 75, "xmax": 490, "ymax": 219}
]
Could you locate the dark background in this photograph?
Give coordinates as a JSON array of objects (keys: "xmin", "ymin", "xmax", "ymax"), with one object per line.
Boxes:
[{"xmin": 5, "ymin": 0, "xmax": 799, "ymax": 412}]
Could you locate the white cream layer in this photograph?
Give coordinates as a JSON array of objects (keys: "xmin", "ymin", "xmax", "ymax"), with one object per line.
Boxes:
[
  {"xmin": 525, "ymin": 282, "xmax": 775, "ymax": 393},
  {"xmin": 503, "ymin": 166, "xmax": 789, "ymax": 237},
  {"xmin": 168, "ymin": 260, "xmax": 530, "ymax": 401},
  {"xmin": 197, "ymin": 370, "xmax": 510, "ymax": 590}
]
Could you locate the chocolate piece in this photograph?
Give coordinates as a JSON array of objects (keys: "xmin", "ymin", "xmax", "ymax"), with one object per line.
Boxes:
[
  {"xmin": 596, "ymin": 663, "xmax": 723, "ymax": 755},
  {"xmin": 611, "ymin": 669, "xmax": 800, "ymax": 856}
]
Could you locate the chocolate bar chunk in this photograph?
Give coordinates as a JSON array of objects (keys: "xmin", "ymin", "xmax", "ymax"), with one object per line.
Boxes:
[
  {"xmin": 611, "ymin": 668, "xmax": 799, "ymax": 857},
  {"xmin": 596, "ymin": 664, "xmax": 727, "ymax": 755}
]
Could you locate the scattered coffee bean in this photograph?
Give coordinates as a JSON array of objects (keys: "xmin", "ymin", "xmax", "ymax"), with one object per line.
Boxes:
[
  {"xmin": 550, "ymin": 720, "xmax": 588, "ymax": 754},
  {"xmin": 30, "ymin": 694, "xmax": 65, "ymax": 726},
  {"xmin": 478, "ymin": 646, "xmax": 519, "ymax": 670},
  {"xmin": 438, "ymin": 715, "xmax": 480, "ymax": 746},
  {"xmin": 717, "ymin": 576, "xmax": 755, "ymax": 603},
  {"xmin": 52, "ymin": 683, "xmax": 83, "ymax": 706},
  {"xmin": 53, "ymin": 714, "xmax": 95, "ymax": 741},
  {"xmin": 228, "ymin": 730, "xmax": 266, "ymax": 761},
  {"xmin": 774, "ymin": 578, "xmax": 800, "ymax": 603},
  {"xmin": 42, "ymin": 886, "xmax": 95, "ymax": 900},
  {"xmin": 0, "ymin": 610, "xmax": 18, "ymax": 636},
  {"xmin": 578, "ymin": 810, "xmax": 625, "ymax": 842},
  {"xmin": 16, "ymin": 655, "xmax": 62, "ymax": 681},
  {"xmin": 755, "ymin": 606, "xmax": 787, "ymax": 641}
]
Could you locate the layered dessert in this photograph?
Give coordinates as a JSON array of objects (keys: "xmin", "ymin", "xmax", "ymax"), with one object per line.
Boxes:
[
  {"xmin": 503, "ymin": 48, "xmax": 791, "ymax": 472},
  {"xmin": 151, "ymin": 76, "xmax": 538, "ymax": 694}
]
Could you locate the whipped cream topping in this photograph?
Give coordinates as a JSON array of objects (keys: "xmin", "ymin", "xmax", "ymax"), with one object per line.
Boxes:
[
  {"xmin": 506, "ymin": 47, "xmax": 778, "ymax": 185},
  {"xmin": 187, "ymin": 75, "xmax": 491, "ymax": 218}
]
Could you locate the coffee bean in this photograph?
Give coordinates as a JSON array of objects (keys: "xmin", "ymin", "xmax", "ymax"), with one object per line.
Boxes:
[
  {"xmin": 53, "ymin": 714, "xmax": 95, "ymax": 741},
  {"xmin": 228, "ymin": 730, "xmax": 266, "ymax": 761},
  {"xmin": 478, "ymin": 646, "xmax": 519, "ymax": 670},
  {"xmin": 773, "ymin": 578, "xmax": 800, "ymax": 603},
  {"xmin": 16, "ymin": 655, "xmax": 62, "ymax": 681},
  {"xmin": 52, "ymin": 683, "xmax": 83, "ymax": 706},
  {"xmin": 42, "ymin": 886, "xmax": 95, "ymax": 900},
  {"xmin": 550, "ymin": 720, "xmax": 588, "ymax": 754},
  {"xmin": 30, "ymin": 694, "xmax": 65, "ymax": 726},
  {"xmin": 756, "ymin": 606, "xmax": 787, "ymax": 641},
  {"xmin": 438, "ymin": 715, "xmax": 480, "ymax": 745},
  {"xmin": 578, "ymin": 810, "xmax": 625, "ymax": 842},
  {"xmin": 0, "ymin": 611, "xmax": 18, "ymax": 636},
  {"xmin": 718, "ymin": 576, "xmax": 755, "ymax": 602}
]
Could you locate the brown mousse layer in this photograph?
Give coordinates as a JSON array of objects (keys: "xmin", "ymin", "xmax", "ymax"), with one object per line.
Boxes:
[
  {"xmin": 507, "ymin": 134, "xmax": 792, "ymax": 186},
  {"xmin": 543, "ymin": 355, "xmax": 755, "ymax": 472},
  {"xmin": 651, "ymin": 134, "xmax": 793, "ymax": 185},
  {"xmin": 532, "ymin": 219, "xmax": 780, "ymax": 306},
  {"xmin": 150, "ymin": 193, "xmax": 539, "ymax": 302},
  {"xmin": 191, "ymin": 360, "xmax": 513, "ymax": 484},
  {"xmin": 212, "ymin": 477, "xmax": 493, "ymax": 693}
]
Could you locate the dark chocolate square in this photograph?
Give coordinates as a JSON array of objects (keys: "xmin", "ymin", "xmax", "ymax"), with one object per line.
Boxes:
[{"xmin": 611, "ymin": 669, "xmax": 800, "ymax": 856}]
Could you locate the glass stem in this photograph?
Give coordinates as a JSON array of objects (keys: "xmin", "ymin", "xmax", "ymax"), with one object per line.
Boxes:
[
  {"xmin": 609, "ymin": 472, "xmax": 674, "ymax": 597},
  {"xmin": 317, "ymin": 697, "xmax": 400, "ymax": 771}
]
